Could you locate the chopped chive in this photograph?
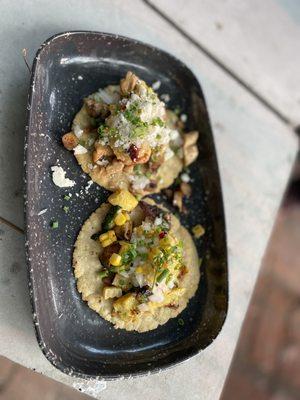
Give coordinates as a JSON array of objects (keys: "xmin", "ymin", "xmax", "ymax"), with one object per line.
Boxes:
[
  {"xmin": 50, "ymin": 220, "xmax": 58, "ymax": 229},
  {"xmin": 156, "ymin": 269, "xmax": 169, "ymax": 283},
  {"xmin": 99, "ymin": 270, "xmax": 109, "ymax": 279},
  {"xmin": 63, "ymin": 206, "xmax": 69, "ymax": 213},
  {"xmin": 64, "ymin": 195, "xmax": 71, "ymax": 201},
  {"xmin": 178, "ymin": 318, "xmax": 184, "ymax": 326}
]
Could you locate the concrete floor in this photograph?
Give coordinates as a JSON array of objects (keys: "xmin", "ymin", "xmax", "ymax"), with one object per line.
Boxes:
[{"xmin": 221, "ymin": 152, "xmax": 300, "ymax": 400}]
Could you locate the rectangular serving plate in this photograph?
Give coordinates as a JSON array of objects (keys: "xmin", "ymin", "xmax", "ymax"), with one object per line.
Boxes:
[{"xmin": 25, "ymin": 31, "xmax": 228, "ymax": 379}]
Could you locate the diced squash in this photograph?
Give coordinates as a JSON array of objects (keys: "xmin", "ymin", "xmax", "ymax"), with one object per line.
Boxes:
[
  {"xmin": 109, "ymin": 253, "xmax": 122, "ymax": 266},
  {"xmin": 101, "ymin": 238, "xmax": 116, "ymax": 248},
  {"xmin": 102, "ymin": 286, "xmax": 122, "ymax": 300},
  {"xmin": 99, "ymin": 230, "xmax": 117, "ymax": 247},
  {"xmin": 108, "ymin": 189, "xmax": 138, "ymax": 212},
  {"xmin": 112, "ymin": 274, "xmax": 131, "ymax": 290},
  {"xmin": 114, "ymin": 212, "xmax": 127, "ymax": 226},
  {"xmin": 192, "ymin": 224, "xmax": 205, "ymax": 238},
  {"xmin": 113, "ymin": 293, "xmax": 137, "ymax": 313},
  {"xmin": 99, "ymin": 232, "xmax": 109, "ymax": 241}
]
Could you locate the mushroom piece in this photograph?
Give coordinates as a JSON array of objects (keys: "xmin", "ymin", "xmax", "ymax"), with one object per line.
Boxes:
[
  {"xmin": 62, "ymin": 132, "xmax": 79, "ymax": 150},
  {"xmin": 183, "ymin": 131, "xmax": 199, "ymax": 166},
  {"xmin": 84, "ymin": 98, "xmax": 109, "ymax": 119},
  {"xmin": 92, "ymin": 143, "xmax": 114, "ymax": 163},
  {"xmin": 100, "ymin": 242, "xmax": 121, "ymax": 268},
  {"xmin": 180, "ymin": 182, "xmax": 192, "ymax": 198},
  {"xmin": 173, "ymin": 190, "xmax": 183, "ymax": 212},
  {"xmin": 184, "ymin": 145, "xmax": 198, "ymax": 167},
  {"xmin": 105, "ymin": 159, "xmax": 125, "ymax": 175},
  {"xmin": 120, "ymin": 71, "xmax": 139, "ymax": 96},
  {"xmin": 113, "ymin": 144, "xmax": 151, "ymax": 166},
  {"xmin": 183, "ymin": 131, "xmax": 199, "ymax": 148},
  {"xmin": 114, "ymin": 220, "xmax": 133, "ymax": 241}
]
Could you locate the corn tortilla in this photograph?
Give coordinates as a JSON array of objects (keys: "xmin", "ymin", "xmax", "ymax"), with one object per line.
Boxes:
[{"xmin": 73, "ymin": 202, "xmax": 200, "ymax": 332}]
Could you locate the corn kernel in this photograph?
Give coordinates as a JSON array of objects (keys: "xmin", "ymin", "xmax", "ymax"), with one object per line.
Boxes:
[
  {"xmin": 99, "ymin": 230, "xmax": 116, "ymax": 244},
  {"xmin": 107, "ymin": 230, "xmax": 117, "ymax": 240},
  {"xmin": 135, "ymin": 265, "xmax": 143, "ymax": 274},
  {"xmin": 109, "ymin": 253, "xmax": 122, "ymax": 266},
  {"xmin": 114, "ymin": 212, "xmax": 127, "ymax": 226},
  {"xmin": 99, "ymin": 232, "xmax": 109, "ymax": 242},
  {"xmin": 124, "ymin": 212, "xmax": 130, "ymax": 221},
  {"xmin": 102, "ymin": 238, "xmax": 114, "ymax": 247},
  {"xmin": 108, "ymin": 189, "xmax": 138, "ymax": 211}
]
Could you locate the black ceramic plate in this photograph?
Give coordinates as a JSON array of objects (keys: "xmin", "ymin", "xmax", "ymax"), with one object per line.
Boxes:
[{"xmin": 25, "ymin": 31, "xmax": 228, "ymax": 379}]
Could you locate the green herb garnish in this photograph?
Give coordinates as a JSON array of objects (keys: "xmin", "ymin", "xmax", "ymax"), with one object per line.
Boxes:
[
  {"xmin": 99, "ymin": 270, "xmax": 109, "ymax": 279},
  {"xmin": 64, "ymin": 195, "xmax": 71, "ymax": 201},
  {"xmin": 134, "ymin": 165, "xmax": 143, "ymax": 176},
  {"xmin": 156, "ymin": 269, "xmax": 169, "ymax": 283},
  {"xmin": 102, "ymin": 205, "xmax": 120, "ymax": 232},
  {"xmin": 151, "ymin": 117, "xmax": 164, "ymax": 127},
  {"xmin": 178, "ymin": 318, "xmax": 185, "ymax": 326},
  {"xmin": 51, "ymin": 220, "xmax": 58, "ymax": 229},
  {"xmin": 63, "ymin": 206, "xmax": 69, "ymax": 214},
  {"xmin": 98, "ymin": 124, "xmax": 106, "ymax": 138},
  {"xmin": 121, "ymin": 244, "xmax": 137, "ymax": 265}
]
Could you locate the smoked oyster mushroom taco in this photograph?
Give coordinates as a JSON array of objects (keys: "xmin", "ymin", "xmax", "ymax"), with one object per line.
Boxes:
[
  {"xmin": 73, "ymin": 189, "xmax": 201, "ymax": 332},
  {"xmin": 62, "ymin": 71, "xmax": 199, "ymax": 196}
]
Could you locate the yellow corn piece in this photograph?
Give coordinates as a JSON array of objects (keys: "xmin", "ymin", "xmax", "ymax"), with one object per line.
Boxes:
[
  {"xmin": 135, "ymin": 265, "xmax": 144, "ymax": 274},
  {"xmin": 114, "ymin": 212, "xmax": 127, "ymax": 226},
  {"xmin": 113, "ymin": 293, "xmax": 137, "ymax": 313},
  {"xmin": 99, "ymin": 232, "xmax": 109, "ymax": 242},
  {"xmin": 101, "ymin": 238, "xmax": 113, "ymax": 247},
  {"xmin": 107, "ymin": 230, "xmax": 117, "ymax": 240},
  {"xmin": 109, "ymin": 253, "xmax": 122, "ymax": 266},
  {"xmin": 192, "ymin": 224, "xmax": 205, "ymax": 238},
  {"xmin": 108, "ymin": 189, "xmax": 138, "ymax": 211}
]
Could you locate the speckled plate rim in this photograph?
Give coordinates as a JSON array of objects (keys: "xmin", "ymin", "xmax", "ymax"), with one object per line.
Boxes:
[{"xmin": 24, "ymin": 30, "xmax": 228, "ymax": 380}]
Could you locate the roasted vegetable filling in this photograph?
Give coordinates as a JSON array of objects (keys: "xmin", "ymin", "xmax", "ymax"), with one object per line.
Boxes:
[
  {"xmin": 92, "ymin": 190, "xmax": 188, "ymax": 320},
  {"xmin": 62, "ymin": 71, "xmax": 199, "ymax": 193}
]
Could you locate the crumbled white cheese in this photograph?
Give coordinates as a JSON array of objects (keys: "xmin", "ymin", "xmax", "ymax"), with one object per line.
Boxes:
[
  {"xmin": 135, "ymin": 273, "xmax": 145, "ymax": 287},
  {"xmin": 77, "ymin": 75, "xmax": 83, "ymax": 80},
  {"xmin": 73, "ymin": 124, "xmax": 83, "ymax": 138},
  {"xmin": 154, "ymin": 216, "xmax": 162, "ymax": 226},
  {"xmin": 138, "ymin": 303, "xmax": 149, "ymax": 312},
  {"xmin": 181, "ymin": 173, "xmax": 190, "ymax": 182},
  {"xmin": 130, "ymin": 175, "xmax": 150, "ymax": 191},
  {"xmin": 73, "ymin": 144, "xmax": 88, "ymax": 155},
  {"xmin": 85, "ymin": 180, "xmax": 93, "ymax": 192},
  {"xmin": 51, "ymin": 166, "xmax": 76, "ymax": 188},
  {"xmin": 152, "ymin": 80, "xmax": 161, "ymax": 91},
  {"xmin": 164, "ymin": 147, "xmax": 174, "ymax": 160},
  {"xmin": 161, "ymin": 93, "xmax": 170, "ymax": 102},
  {"xmin": 141, "ymin": 221, "xmax": 152, "ymax": 231},
  {"xmin": 180, "ymin": 114, "xmax": 187, "ymax": 123},
  {"xmin": 170, "ymin": 129, "xmax": 183, "ymax": 146},
  {"xmin": 107, "ymin": 90, "xmax": 168, "ymax": 150},
  {"xmin": 149, "ymin": 291, "xmax": 164, "ymax": 303},
  {"xmin": 37, "ymin": 208, "xmax": 47, "ymax": 216},
  {"xmin": 96, "ymin": 159, "xmax": 109, "ymax": 166}
]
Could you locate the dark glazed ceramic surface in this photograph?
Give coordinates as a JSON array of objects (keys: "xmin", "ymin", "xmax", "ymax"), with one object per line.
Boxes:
[{"xmin": 25, "ymin": 31, "xmax": 228, "ymax": 379}]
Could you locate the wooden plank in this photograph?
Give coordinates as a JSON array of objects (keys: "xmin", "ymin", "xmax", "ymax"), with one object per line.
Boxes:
[
  {"xmin": 148, "ymin": 0, "xmax": 300, "ymax": 125},
  {"xmin": 0, "ymin": 0, "xmax": 297, "ymax": 399}
]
